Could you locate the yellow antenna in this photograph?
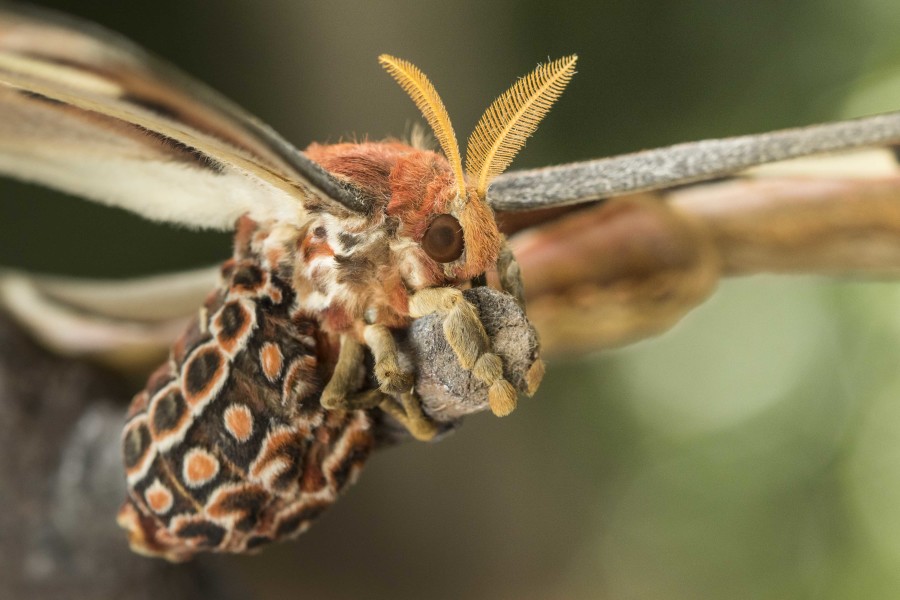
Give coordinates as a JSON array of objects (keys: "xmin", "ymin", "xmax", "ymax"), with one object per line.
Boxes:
[
  {"xmin": 379, "ymin": 55, "xmax": 467, "ymax": 198},
  {"xmin": 466, "ymin": 55, "xmax": 577, "ymax": 197}
]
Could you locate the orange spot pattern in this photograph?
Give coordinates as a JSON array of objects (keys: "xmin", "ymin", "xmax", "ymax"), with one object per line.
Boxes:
[
  {"xmin": 145, "ymin": 479, "xmax": 174, "ymax": 515},
  {"xmin": 182, "ymin": 448, "xmax": 220, "ymax": 488},
  {"xmin": 223, "ymin": 404, "xmax": 254, "ymax": 442},
  {"xmin": 119, "ymin": 212, "xmax": 376, "ymax": 561},
  {"xmin": 260, "ymin": 342, "xmax": 283, "ymax": 382}
]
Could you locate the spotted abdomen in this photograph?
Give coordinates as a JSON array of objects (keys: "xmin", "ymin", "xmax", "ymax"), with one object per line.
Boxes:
[{"xmin": 117, "ymin": 256, "xmax": 375, "ymax": 561}]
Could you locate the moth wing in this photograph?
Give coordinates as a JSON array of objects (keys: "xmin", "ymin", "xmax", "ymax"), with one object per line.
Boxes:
[
  {"xmin": 489, "ymin": 112, "xmax": 900, "ymax": 211},
  {"xmin": 0, "ymin": 6, "xmax": 362, "ymax": 230},
  {"xmin": 0, "ymin": 267, "xmax": 217, "ymax": 369},
  {"xmin": 506, "ymin": 145, "xmax": 900, "ymax": 357}
]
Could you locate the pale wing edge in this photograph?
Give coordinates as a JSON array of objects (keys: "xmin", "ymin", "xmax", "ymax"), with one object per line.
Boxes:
[
  {"xmin": 0, "ymin": 5, "xmax": 366, "ymax": 230},
  {"xmin": 0, "ymin": 267, "xmax": 216, "ymax": 367},
  {"xmin": 0, "ymin": 4, "xmax": 366, "ymax": 213},
  {"xmin": 0, "ymin": 76, "xmax": 298, "ymax": 230},
  {"xmin": 0, "ymin": 276, "xmax": 187, "ymax": 369}
]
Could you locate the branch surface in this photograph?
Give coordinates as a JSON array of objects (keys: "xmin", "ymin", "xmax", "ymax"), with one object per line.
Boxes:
[{"xmin": 511, "ymin": 175, "xmax": 900, "ymax": 355}]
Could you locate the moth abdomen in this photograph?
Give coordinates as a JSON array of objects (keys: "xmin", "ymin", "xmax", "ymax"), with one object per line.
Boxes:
[{"xmin": 118, "ymin": 226, "xmax": 375, "ymax": 561}]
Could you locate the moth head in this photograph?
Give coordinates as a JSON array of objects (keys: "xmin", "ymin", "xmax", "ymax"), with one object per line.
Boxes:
[{"xmin": 379, "ymin": 54, "xmax": 577, "ymax": 281}]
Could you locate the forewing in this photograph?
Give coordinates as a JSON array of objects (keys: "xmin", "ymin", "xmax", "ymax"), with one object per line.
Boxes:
[
  {"xmin": 0, "ymin": 5, "xmax": 363, "ymax": 230},
  {"xmin": 489, "ymin": 111, "xmax": 900, "ymax": 211}
]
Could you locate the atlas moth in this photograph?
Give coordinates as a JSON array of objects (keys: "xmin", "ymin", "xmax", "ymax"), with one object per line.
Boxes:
[{"xmin": 2, "ymin": 5, "xmax": 900, "ymax": 562}]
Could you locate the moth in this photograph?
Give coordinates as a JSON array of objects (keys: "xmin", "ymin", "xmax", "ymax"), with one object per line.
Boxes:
[{"xmin": 2, "ymin": 5, "xmax": 900, "ymax": 562}]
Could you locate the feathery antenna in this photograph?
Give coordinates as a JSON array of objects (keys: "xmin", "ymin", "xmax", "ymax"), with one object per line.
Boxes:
[
  {"xmin": 379, "ymin": 55, "xmax": 467, "ymax": 198},
  {"xmin": 466, "ymin": 55, "xmax": 577, "ymax": 196}
]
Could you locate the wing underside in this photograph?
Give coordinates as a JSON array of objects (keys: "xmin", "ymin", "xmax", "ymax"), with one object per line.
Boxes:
[
  {"xmin": 0, "ymin": 267, "xmax": 218, "ymax": 368},
  {"xmin": 0, "ymin": 5, "xmax": 363, "ymax": 230}
]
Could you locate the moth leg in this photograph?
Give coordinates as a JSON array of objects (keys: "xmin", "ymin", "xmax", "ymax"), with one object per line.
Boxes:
[
  {"xmin": 378, "ymin": 390, "xmax": 439, "ymax": 442},
  {"xmin": 362, "ymin": 323, "xmax": 439, "ymax": 440},
  {"xmin": 409, "ymin": 287, "xmax": 518, "ymax": 417},
  {"xmin": 363, "ymin": 324, "xmax": 413, "ymax": 394},
  {"xmin": 320, "ymin": 335, "xmax": 381, "ymax": 410},
  {"xmin": 496, "ymin": 236, "xmax": 526, "ymax": 310},
  {"xmin": 497, "ymin": 238, "xmax": 545, "ymax": 397}
]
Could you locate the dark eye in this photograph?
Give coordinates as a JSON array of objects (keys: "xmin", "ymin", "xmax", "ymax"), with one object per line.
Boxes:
[{"xmin": 422, "ymin": 214, "xmax": 464, "ymax": 263}]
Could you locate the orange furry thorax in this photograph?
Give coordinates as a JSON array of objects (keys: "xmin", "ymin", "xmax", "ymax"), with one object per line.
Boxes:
[
  {"xmin": 305, "ymin": 140, "xmax": 501, "ymax": 282},
  {"xmin": 304, "ymin": 141, "xmax": 455, "ymax": 234}
]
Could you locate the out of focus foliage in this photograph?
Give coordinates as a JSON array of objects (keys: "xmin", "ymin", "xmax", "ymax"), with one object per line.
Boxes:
[{"xmin": 3, "ymin": 0, "xmax": 900, "ymax": 597}]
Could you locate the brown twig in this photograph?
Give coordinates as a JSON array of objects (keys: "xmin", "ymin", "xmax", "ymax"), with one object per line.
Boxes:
[{"xmin": 512, "ymin": 175, "xmax": 900, "ymax": 355}]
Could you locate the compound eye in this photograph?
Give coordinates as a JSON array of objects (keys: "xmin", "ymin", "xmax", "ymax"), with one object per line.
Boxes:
[{"xmin": 422, "ymin": 214, "xmax": 464, "ymax": 263}]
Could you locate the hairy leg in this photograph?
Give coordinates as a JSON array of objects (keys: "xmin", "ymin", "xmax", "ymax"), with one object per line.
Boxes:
[
  {"xmin": 321, "ymin": 330, "xmax": 437, "ymax": 440},
  {"xmin": 409, "ymin": 287, "xmax": 517, "ymax": 417},
  {"xmin": 320, "ymin": 335, "xmax": 381, "ymax": 410}
]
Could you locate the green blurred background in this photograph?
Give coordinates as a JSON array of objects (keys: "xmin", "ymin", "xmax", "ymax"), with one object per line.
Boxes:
[{"xmin": 4, "ymin": 0, "xmax": 900, "ymax": 598}]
